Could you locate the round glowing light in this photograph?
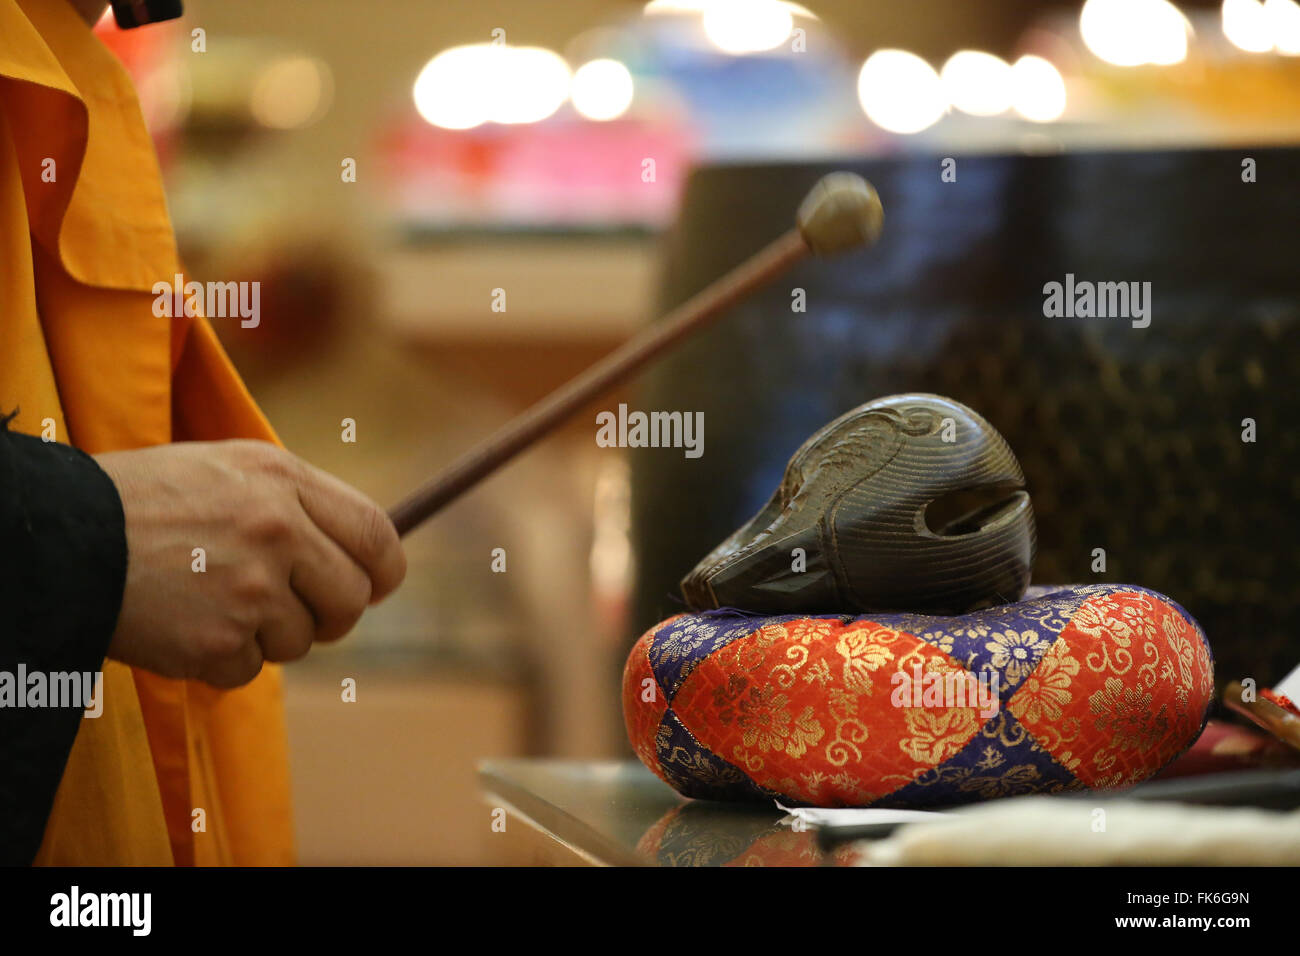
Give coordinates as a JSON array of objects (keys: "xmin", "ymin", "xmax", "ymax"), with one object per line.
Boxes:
[
  {"xmin": 571, "ymin": 59, "xmax": 634, "ymax": 120},
  {"xmin": 1265, "ymin": 0, "xmax": 1300, "ymax": 54},
  {"xmin": 940, "ymin": 50, "xmax": 1013, "ymax": 116},
  {"xmin": 701, "ymin": 0, "xmax": 794, "ymax": 55},
  {"xmin": 856, "ymin": 50, "xmax": 946, "ymax": 135},
  {"xmin": 1011, "ymin": 55, "xmax": 1067, "ymax": 123},
  {"xmin": 1081, "ymin": 0, "xmax": 1191, "ymax": 67},
  {"xmin": 1223, "ymin": 0, "xmax": 1275, "ymax": 52},
  {"xmin": 413, "ymin": 44, "xmax": 570, "ymax": 130},
  {"xmin": 1147, "ymin": 2, "xmax": 1194, "ymax": 64},
  {"xmin": 496, "ymin": 47, "xmax": 571, "ymax": 123},
  {"xmin": 250, "ymin": 56, "xmax": 331, "ymax": 129}
]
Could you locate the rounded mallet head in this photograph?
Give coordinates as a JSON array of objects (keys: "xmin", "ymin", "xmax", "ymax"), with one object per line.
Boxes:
[{"xmin": 796, "ymin": 172, "xmax": 885, "ymax": 256}]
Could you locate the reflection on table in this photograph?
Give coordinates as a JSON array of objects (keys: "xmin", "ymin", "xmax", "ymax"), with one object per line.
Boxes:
[{"xmin": 478, "ymin": 759, "xmax": 857, "ymax": 866}]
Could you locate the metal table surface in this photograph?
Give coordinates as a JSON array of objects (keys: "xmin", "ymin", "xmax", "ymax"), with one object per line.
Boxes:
[{"xmin": 478, "ymin": 758, "xmax": 851, "ymax": 866}]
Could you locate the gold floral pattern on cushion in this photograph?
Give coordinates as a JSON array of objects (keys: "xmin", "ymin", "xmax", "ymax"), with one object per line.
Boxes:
[
  {"xmin": 1008, "ymin": 590, "xmax": 1213, "ymax": 790},
  {"xmin": 1009, "ymin": 639, "xmax": 1080, "ymax": 725},
  {"xmin": 899, "ymin": 706, "xmax": 981, "ymax": 765},
  {"xmin": 835, "ymin": 626, "xmax": 896, "ymax": 695},
  {"xmin": 1088, "ymin": 677, "xmax": 1168, "ymax": 752},
  {"xmin": 985, "ymin": 629, "xmax": 1052, "ymax": 683},
  {"xmin": 735, "ymin": 686, "xmax": 825, "ymax": 759},
  {"xmin": 671, "ymin": 619, "xmax": 980, "ymax": 806},
  {"xmin": 627, "ymin": 585, "xmax": 1214, "ymax": 807}
]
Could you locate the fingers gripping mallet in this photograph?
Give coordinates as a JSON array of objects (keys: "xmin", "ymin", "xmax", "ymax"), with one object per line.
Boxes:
[{"xmin": 387, "ymin": 172, "xmax": 885, "ymax": 536}]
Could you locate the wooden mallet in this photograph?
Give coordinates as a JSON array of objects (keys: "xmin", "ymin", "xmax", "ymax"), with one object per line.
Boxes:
[{"xmin": 388, "ymin": 172, "xmax": 885, "ymax": 536}]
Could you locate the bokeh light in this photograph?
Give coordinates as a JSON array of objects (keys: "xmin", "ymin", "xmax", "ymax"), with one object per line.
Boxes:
[
  {"xmin": 1081, "ymin": 0, "xmax": 1192, "ymax": 66},
  {"xmin": 1223, "ymin": 0, "xmax": 1274, "ymax": 52},
  {"xmin": 1011, "ymin": 55, "xmax": 1067, "ymax": 123},
  {"xmin": 414, "ymin": 44, "xmax": 571, "ymax": 130},
  {"xmin": 700, "ymin": 0, "xmax": 794, "ymax": 54},
  {"xmin": 941, "ymin": 51, "xmax": 1014, "ymax": 116},
  {"xmin": 857, "ymin": 50, "xmax": 947, "ymax": 134},
  {"xmin": 571, "ymin": 59, "xmax": 635, "ymax": 120},
  {"xmin": 1266, "ymin": 0, "xmax": 1300, "ymax": 54},
  {"xmin": 250, "ymin": 55, "xmax": 331, "ymax": 130}
]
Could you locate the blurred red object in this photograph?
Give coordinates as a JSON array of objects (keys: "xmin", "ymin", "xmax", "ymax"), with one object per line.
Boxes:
[
  {"xmin": 1155, "ymin": 719, "xmax": 1300, "ymax": 779},
  {"xmin": 374, "ymin": 114, "xmax": 695, "ymax": 230},
  {"xmin": 94, "ymin": 8, "xmax": 184, "ymax": 163}
]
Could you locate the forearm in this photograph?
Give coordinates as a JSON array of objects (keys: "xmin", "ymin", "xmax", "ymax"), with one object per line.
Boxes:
[{"xmin": 0, "ymin": 416, "xmax": 127, "ymax": 864}]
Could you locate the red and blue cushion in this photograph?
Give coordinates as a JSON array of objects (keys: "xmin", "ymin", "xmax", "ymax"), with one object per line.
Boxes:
[{"xmin": 623, "ymin": 584, "xmax": 1214, "ymax": 807}]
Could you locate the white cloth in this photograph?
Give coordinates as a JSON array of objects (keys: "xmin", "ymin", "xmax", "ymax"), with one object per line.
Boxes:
[
  {"xmin": 775, "ymin": 802, "xmax": 941, "ymax": 828},
  {"xmin": 853, "ymin": 797, "xmax": 1300, "ymax": 866}
]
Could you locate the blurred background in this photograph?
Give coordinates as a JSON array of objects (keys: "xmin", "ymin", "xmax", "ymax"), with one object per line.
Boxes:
[{"xmin": 98, "ymin": 0, "xmax": 1300, "ymax": 863}]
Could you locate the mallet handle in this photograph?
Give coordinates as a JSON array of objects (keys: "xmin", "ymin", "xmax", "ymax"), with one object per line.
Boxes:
[{"xmin": 389, "ymin": 228, "xmax": 810, "ymax": 536}]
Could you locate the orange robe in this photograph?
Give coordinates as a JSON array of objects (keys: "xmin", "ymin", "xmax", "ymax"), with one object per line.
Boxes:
[{"xmin": 0, "ymin": 0, "xmax": 294, "ymax": 865}]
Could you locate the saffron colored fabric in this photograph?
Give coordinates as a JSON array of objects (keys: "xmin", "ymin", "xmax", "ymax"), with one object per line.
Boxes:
[
  {"xmin": 623, "ymin": 584, "xmax": 1214, "ymax": 808},
  {"xmin": 0, "ymin": 0, "xmax": 293, "ymax": 864}
]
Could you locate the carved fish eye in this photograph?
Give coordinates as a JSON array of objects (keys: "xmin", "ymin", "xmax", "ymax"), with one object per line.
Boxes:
[{"xmin": 924, "ymin": 483, "xmax": 1027, "ymax": 536}]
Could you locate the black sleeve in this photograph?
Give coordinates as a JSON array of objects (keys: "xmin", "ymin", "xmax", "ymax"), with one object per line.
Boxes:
[{"xmin": 0, "ymin": 418, "xmax": 128, "ymax": 865}]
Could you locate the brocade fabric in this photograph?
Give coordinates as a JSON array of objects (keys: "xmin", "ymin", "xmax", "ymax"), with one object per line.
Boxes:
[{"xmin": 623, "ymin": 584, "xmax": 1214, "ymax": 807}]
